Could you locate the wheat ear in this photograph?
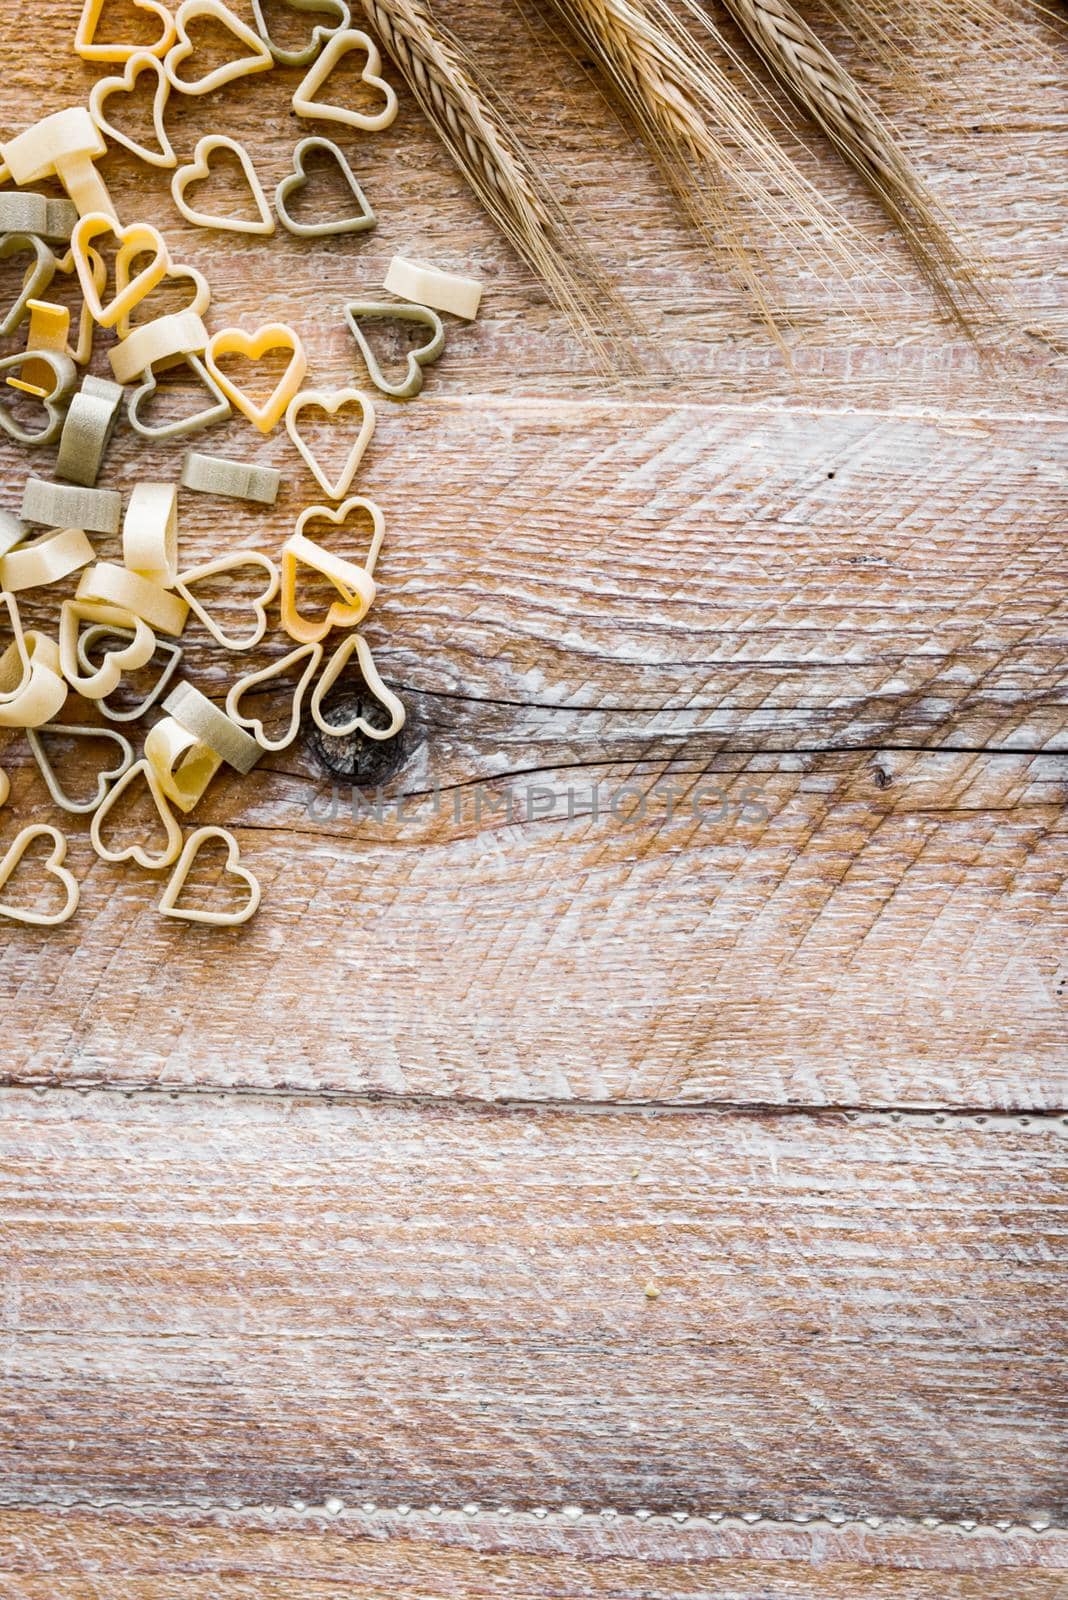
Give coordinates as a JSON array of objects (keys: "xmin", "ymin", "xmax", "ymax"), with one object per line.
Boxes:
[
  {"xmin": 356, "ymin": 0, "xmax": 636, "ymax": 368},
  {"xmin": 546, "ymin": 0, "xmax": 886, "ymax": 339},
  {"xmin": 713, "ymin": 0, "xmax": 981, "ymax": 320}
]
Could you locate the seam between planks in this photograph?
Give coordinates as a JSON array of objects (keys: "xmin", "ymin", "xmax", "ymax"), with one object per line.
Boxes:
[{"xmin": 0, "ymin": 1497, "xmax": 1061, "ymax": 1537}]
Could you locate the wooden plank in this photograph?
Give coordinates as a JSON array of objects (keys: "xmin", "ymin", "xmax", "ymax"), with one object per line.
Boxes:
[
  {"xmin": 1, "ymin": 750, "xmax": 1063, "ymax": 1099},
  {"xmin": 0, "ymin": 1092, "xmax": 1064, "ymax": 1519},
  {"xmin": 1, "ymin": 1505, "xmax": 1066, "ymax": 1600},
  {"xmin": 10, "ymin": 399, "xmax": 1067, "ymax": 750},
  {"xmin": 0, "ymin": 3, "xmax": 1062, "ymax": 410}
]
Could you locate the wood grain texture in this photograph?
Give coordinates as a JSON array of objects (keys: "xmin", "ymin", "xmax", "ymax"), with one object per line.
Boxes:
[
  {"xmin": 1, "ymin": 1092, "xmax": 1064, "ymax": 1520},
  {"xmin": 2, "ymin": 1505, "xmax": 1067, "ymax": 1600}
]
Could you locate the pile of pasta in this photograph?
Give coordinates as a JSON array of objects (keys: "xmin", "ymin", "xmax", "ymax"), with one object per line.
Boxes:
[{"xmin": 0, "ymin": 0, "xmax": 482, "ymax": 928}]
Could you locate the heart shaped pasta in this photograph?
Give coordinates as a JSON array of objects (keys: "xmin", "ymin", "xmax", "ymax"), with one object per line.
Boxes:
[
  {"xmin": 226, "ymin": 642, "xmax": 324, "ymax": 752},
  {"xmin": 275, "ymin": 136, "xmax": 375, "ymax": 238},
  {"xmin": 165, "ymin": 0, "xmax": 273, "ymax": 94},
  {"xmin": 144, "ymin": 717, "xmax": 223, "ymax": 812},
  {"xmin": 251, "ymin": 0, "xmax": 350, "ymax": 67},
  {"xmin": 176, "ymin": 552, "xmax": 281, "ymax": 651},
  {"xmin": 59, "ymin": 600, "xmax": 157, "ymax": 700},
  {"xmin": 310, "ymin": 633, "xmax": 406, "ymax": 741},
  {"xmin": 89, "ymin": 49, "xmax": 176, "ymax": 167},
  {"xmin": 172, "ymin": 136, "xmax": 275, "ymax": 236},
  {"xmin": 292, "ymin": 28, "xmax": 397, "ymax": 131},
  {"xmin": 159, "ymin": 826, "xmax": 261, "ymax": 926},
  {"xmin": 281, "ymin": 542, "xmax": 372, "ymax": 644},
  {"xmin": 205, "ymin": 323, "xmax": 307, "ymax": 434},
  {"xmin": 345, "ymin": 301, "xmax": 445, "ymax": 399},
  {"xmin": 285, "ymin": 387, "xmax": 376, "ymax": 500},
  {"xmin": 70, "ymin": 215, "xmax": 170, "ymax": 330},
  {"xmin": 0, "ymin": 824, "xmax": 80, "ymax": 927},
  {"xmin": 76, "ymin": 623, "xmax": 184, "ymax": 723},
  {"xmin": 27, "ymin": 722, "xmax": 134, "ymax": 815},
  {"xmin": 280, "ymin": 497, "xmax": 383, "ymax": 644},
  {"xmin": 0, "ymin": 350, "xmax": 77, "ymax": 446},
  {"xmin": 90, "ymin": 758, "xmax": 183, "ymax": 870},
  {"xmin": 76, "ymin": 0, "xmax": 176, "ymax": 63}
]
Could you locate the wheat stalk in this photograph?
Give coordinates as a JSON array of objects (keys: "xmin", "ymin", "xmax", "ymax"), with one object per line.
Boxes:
[{"xmin": 355, "ymin": 0, "xmax": 637, "ymax": 369}]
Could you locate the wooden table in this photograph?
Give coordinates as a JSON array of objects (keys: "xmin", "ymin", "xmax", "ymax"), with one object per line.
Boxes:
[{"xmin": 0, "ymin": 3, "xmax": 1065, "ymax": 1594}]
